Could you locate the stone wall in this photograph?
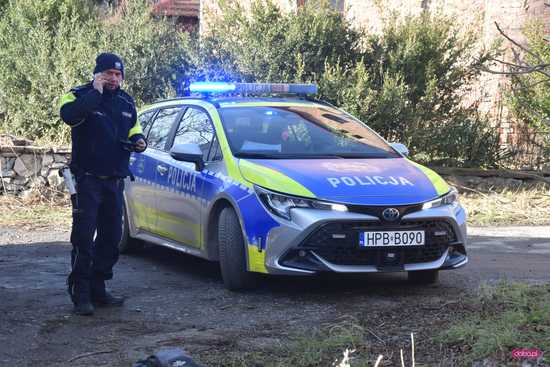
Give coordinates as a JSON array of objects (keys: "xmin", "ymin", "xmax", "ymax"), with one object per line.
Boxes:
[{"xmin": 0, "ymin": 139, "xmax": 71, "ymax": 200}]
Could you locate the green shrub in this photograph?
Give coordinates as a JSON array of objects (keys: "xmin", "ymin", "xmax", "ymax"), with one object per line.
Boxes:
[
  {"xmin": 200, "ymin": 3, "xmax": 507, "ymax": 167},
  {"xmin": 316, "ymin": 13, "xmax": 506, "ymax": 167},
  {"xmin": 0, "ymin": 0, "xmax": 101, "ymax": 143},
  {"xmin": 99, "ymin": 1, "xmax": 193, "ymax": 106},
  {"xmin": 0, "ymin": 0, "xmax": 191, "ymax": 143},
  {"xmin": 195, "ymin": 0, "xmax": 363, "ymax": 82},
  {"xmin": 0, "ymin": 0, "xmax": 514, "ymax": 168}
]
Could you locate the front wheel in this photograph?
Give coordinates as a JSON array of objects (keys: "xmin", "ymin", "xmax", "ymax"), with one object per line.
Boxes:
[
  {"xmin": 408, "ymin": 269, "xmax": 439, "ymax": 284},
  {"xmin": 218, "ymin": 206, "xmax": 258, "ymax": 291}
]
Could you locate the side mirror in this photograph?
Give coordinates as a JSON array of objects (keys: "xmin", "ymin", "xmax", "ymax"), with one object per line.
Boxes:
[
  {"xmin": 390, "ymin": 143, "xmax": 409, "ymax": 157},
  {"xmin": 170, "ymin": 144, "xmax": 205, "ymax": 171}
]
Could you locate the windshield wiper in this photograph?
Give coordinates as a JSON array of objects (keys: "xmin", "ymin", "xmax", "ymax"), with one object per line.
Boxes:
[
  {"xmin": 234, "ymin": 152, "xmax": 285, "ymax": 159},
  {"xmin": 319, "ymin": 153, "xmax": 392, "ymax": 159},
  {"xmin": 234, "ymin": 152, "xmax": 393, "ymax": 159},
  {"xmin": 235, "ymin": 152, "xmax": 345, "ymax": 159}
]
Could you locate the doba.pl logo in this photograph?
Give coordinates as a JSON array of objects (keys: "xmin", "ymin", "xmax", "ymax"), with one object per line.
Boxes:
[{"xmin": 511, "ymin": 348, "xmax": 542, "ymax": 359}]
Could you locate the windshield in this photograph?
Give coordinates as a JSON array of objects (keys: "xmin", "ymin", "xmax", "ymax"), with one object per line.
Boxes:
[{"xmin": 218, "ymin": 105, "xmax": 400, "ymax": 159}]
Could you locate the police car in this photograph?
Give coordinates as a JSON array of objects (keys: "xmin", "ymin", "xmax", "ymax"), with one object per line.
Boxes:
[{"xmin": 120, "ymin": 82, "xmax": 468, "ymax": 290}]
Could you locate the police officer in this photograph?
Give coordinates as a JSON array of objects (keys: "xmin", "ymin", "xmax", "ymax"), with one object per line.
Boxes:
[{"xmin": 59, "ymin": 53, "xmax": 147, "ymax": 315}]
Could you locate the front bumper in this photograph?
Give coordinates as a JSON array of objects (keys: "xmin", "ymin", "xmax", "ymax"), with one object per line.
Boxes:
[{"xmin": 263, "ymin": 203, "xmax": 468, "ymax": 275}]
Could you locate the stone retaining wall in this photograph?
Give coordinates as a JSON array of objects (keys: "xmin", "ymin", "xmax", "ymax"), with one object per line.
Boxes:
[{"xmin": 0, "ymin": 146, "xmax": 71, "ymax": 200}]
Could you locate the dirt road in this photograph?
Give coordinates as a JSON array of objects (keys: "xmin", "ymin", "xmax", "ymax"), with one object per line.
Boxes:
[{"xmin": 0, "ymin": 226, "xmax": 548, "ymax": 366}]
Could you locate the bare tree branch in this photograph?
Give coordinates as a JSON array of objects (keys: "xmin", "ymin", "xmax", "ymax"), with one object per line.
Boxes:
[
  {"xmin": 494, "ymin": 22, "xmax": 545, "ymax": 64},
  {"xmin": 479, "ymin": 22, "xmax": 550, "ymax": 79},
  {"xmin": 488, "ymin": 57, "xmax": 549, "ymax": 70},
  {"xmin": 479, "ymin": 66, "xmax": 547, "ymax": 75}
]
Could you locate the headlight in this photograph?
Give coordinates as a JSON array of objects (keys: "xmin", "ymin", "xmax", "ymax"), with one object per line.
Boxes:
[
  {"xmin": 255, "ymin": 186, "xmax": 347, "ymax": 220},
  {"xmin": 422, "ymin": 187, "xmax": 459, "ymax": 210}
]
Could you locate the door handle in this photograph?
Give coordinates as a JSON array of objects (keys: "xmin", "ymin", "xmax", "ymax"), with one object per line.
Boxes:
[{"xmin": 157, "ymin": 165, "xmax": 168, "ymax": 175}]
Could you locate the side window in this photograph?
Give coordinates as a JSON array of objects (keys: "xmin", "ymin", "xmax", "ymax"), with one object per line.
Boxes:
[
  {"xmin": 207, "ymin": 136, "xmax": 223, "ymax": 162},
  {"xmin": 147, "ymin": 107, "xmax": 182, "ymax": 151},
  {"xmin": 172, "ymin": 107, "xmax": 217, "ymax": 161},
  {"xmin": 138, "ymin": 110, "xmax": 156, "ymax": 137}
]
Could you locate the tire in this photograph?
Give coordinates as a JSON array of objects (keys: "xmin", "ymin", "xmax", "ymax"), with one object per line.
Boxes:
[
  {"xmin": 218, "ymin": 206, "xmax": 258, "ymax": 291},
  {"xmin": 407, "ymin": 269, "xmax": 439, "ymax": 284},
  {"xmin": 119, "ymin": 204, "xmax": 143, "ymax": 253}
]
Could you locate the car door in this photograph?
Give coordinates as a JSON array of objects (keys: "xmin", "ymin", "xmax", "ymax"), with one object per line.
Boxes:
[
  {"xmin": 128, "ymin": 106, "xmax": 184, "ymax": 235},
  {"xmin": 126, "ymin": 109, "xmax": 158, "ymax": 233},
  {"xmin": 154, "ymin": 106, "xmax": 219, "ymax": 249}
]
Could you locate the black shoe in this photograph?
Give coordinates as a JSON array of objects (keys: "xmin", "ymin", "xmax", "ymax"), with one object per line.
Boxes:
[
  {"xmin": 93, "ymin": 291, "xmax": 125, "ymax": 307},
  {"xmin": 68, "ymin": 276, "xmax": 94, "ymax": 315},
  {"xmin": 74, "ymin": 302, "xmax": 94, "ymax": 316}
]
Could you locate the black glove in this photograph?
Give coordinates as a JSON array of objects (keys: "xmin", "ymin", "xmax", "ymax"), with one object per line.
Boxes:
[{"xmin": 120, "ymin": 139, "xmax": 139, "ymax": 152}]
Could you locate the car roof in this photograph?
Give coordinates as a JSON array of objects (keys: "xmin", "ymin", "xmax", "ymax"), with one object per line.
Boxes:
[{"xmin": 139, "ymin": 96, "xmax": 331, "ymax": 113}]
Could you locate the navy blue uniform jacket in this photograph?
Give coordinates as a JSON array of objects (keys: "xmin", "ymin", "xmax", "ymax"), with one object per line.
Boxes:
[{"xmin": 59, "ymin": 82, "xmax": 145, "ymax": 177}]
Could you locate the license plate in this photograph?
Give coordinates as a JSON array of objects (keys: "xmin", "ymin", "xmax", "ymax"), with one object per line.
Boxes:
[{"xmin": 359, "ymin": 230, "xmax": 425, "ymax": 247}]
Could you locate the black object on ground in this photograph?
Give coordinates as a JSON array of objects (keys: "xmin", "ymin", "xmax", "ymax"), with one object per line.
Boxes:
[{"xmin": 133, "ymin": 348, "xmax": 206, "ymax": 367}]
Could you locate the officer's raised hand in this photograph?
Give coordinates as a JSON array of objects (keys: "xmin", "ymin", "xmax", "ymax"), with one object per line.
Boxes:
[{"xmin": 93, "ymin": 72, "xmax": 106, "ymax": 94}]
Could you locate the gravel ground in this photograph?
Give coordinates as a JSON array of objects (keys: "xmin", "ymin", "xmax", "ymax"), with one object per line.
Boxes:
[{"xmin": 1, "ymin": 226, "xmax": 549, "ymax": 366}]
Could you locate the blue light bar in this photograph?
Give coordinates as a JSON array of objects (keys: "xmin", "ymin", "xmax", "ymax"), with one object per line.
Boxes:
[
  {"xmin": 188, "ymin": 82, "xmax": 318, "ymax": 95},
  {"xmin": 189, "ymin": 82, "xmax": 236, "ymax": 93},
  {"xmin": 235, "ymin": 83, "xmax": 318, "ymax": 95}
]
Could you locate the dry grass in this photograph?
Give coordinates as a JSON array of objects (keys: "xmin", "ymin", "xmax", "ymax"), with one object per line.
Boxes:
[
  {"xmin": 0, "ymin": 194, "xmax": 71, "ymax": 230},
  {"xmin": 460, "ymin": 184, "xmax": 550, "ymax": 226}
]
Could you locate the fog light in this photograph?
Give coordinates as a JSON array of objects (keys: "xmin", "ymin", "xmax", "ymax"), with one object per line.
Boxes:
[{"xmin": 331, "ymin": 204, "xmax": 348, "ymax": 212}]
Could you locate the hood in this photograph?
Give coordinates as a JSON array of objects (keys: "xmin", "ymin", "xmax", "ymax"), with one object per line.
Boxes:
[{"xmin": 238, "ymin": 158, "xmax": 450, "ymax": 206}]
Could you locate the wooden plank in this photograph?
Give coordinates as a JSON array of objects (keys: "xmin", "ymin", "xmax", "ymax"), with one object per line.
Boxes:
[{"xmin": 430, "ymin": 166, "xmax": 550, "ymax": 183}]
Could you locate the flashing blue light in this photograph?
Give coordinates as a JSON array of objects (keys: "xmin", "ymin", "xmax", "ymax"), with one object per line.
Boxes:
[
  {"xmin": 237, "ymin": 83, "xmax": 318, "ymax": 95},
  {"xmin": 189, "ymin": 82, "xmax": 236, "ymax": 93},
  {"xmin": 188, "ymin": 82, "xmax": 318, "ymax": 95}
]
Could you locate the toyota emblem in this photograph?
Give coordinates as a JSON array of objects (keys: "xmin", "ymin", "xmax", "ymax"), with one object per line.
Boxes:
[{"xmin": 382, "ymin": 207, "xmax": 400, "ymax": 221}]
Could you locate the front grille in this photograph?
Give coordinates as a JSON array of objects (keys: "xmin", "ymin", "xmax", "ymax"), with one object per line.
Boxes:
[{"xmin": 296, "ymin": 220, "xmax": 457, "ymax": 267}]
